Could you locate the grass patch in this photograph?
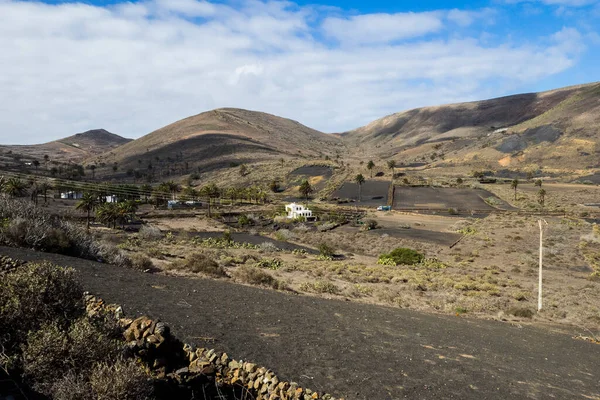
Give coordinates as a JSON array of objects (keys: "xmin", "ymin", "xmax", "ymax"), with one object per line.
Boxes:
[{"xmin": 299, "ymin": 280, "xmax": 341, "ymax": 294}]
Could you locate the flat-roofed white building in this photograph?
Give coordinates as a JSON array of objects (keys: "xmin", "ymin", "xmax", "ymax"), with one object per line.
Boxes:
[{"xmin": 285, "ymin": 203, "xmax": 312, "ymax": 219}]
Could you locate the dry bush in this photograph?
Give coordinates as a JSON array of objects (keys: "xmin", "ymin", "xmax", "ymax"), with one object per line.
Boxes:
[
  {"xmin": 0, "ymin": 262, "xmax": 84, "ymax": 355},
  {"xmin": 274, "ymin": 229, "xmax": 295, "ymax": 242},
  {"xmin": 299, "ymin": 280, "xmax": 340, "ymax": 294},
  {"xmin": 90, "ymin": 358, "xmax": 155, "ymax": 400},
  {"xmin": 172, "ymin": 253, "xmax": 226, "ymax": 277},
  {"xmin": 21, "ymin": 322, "xmax": 70, "ymax": 391},
  {"xmin": 259, "ymin": 241, "xmax": 278, "ymax": 253},
  {"xmin": 51, "ymin": 371, "xmax": 93, "ymax": 400},
  {"xmin": 22, "ymin": 317, "xmax": 121, "ymax": 394},
  {"xmin": 138, "ymin": 224, "xmax": 163, "ymax": 241},
  {"xmin": 130, "ymin": 253, "xmax": 154, "ymax": 271},
  {"xmin": 0, "ymin": 195, "xmax": 130, "ymax": 267},
  {"xmin": 233, "ymin": 265, "xmax": 285, "ymax": 289},
  {"xmin": 507, "ymin": 307, "xmax": 535, "ymax": 319}
]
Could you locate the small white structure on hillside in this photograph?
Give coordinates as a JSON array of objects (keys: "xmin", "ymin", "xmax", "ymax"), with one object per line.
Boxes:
[
  {"xmin": 285, "ymin": 203, "xmax": 313, "ymax": 219},
  {"xmin": 60, "ymin": 191, "xmax": 83, "ymax": 200},
  {"xmin": 104, "ymin": 195, "xmax": 119, "ymax": 203}
]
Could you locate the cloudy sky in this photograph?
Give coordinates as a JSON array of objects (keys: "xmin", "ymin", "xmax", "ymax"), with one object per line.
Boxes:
[{"xmin": 1, "ymin": 0, "xmax": 599, "ymax": 144}]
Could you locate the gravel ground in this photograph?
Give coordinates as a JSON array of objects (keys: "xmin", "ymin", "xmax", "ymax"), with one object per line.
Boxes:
[{"xmin": 2, "ymin": 246, "xmax": 599, "ymax": 400}]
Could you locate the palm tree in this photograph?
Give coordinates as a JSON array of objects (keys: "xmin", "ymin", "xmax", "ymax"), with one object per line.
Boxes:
[
  {"xmin": 76, "ymin": 192, "xmax": 99, "ymax": 230},
  {"xmin": 141, "ymin": 184, "xmax": 152, "ymax": 201},
  {"xmin": 299, "ymin": 179, "xmax": 313, "ymax": 203},
  {"xmin": 96, "ymin": 203, "xmax": 119, "ymax": 229},
  {"xmin": 117, "ymin": 200, "xmax": 138, "ymax": 228},
  {"xmin": 355, "ymin": 174, "xmax": 365, "ymax": 202},
  {"xmin": 39, "ymin": 182, "xmax": 52, "ymax": 203},
  {"xmin": 163, "ymin": 181, "xmax": 181, "ymax": 200},
  {"xmin": 387, "ymin": 160, "xmax": 397, "ymax": 182},
  {"xmin": 367, "ymin": 160, "xmax": 375, "ymax": 178},
  {"xmin": 511, "ymin": 179, "xmax": 519, "ymax": 201},
  {"xmin": 225, "ymin": 187, "xmax": 237, "ymax": 205},
  {"xmin": 4, "ymin": 178, "xmax": 27, "ymax": 197},
  {"xmin": 538, "ymin": 189, "xmax": 546, "ymax": 208}
]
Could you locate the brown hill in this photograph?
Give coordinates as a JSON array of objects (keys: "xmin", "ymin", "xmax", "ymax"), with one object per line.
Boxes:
[
  {"xmin": 95, "ymin": 108, "xmax": 343, "ymax": 176},
  {"xmin": 342, "ymin": 82, "xmax": 600, "ymax": 177},
  {"xmin": 0, "ymin": 129, "xmax": 132, "ymax": 165}
]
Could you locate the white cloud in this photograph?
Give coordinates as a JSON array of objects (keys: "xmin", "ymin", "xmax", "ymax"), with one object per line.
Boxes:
[
  {"xmin": 447, "ymin": 8, "xmax": 496, "ymax": 26},
  {"xmin": 322, "ymin": 12, "xmax": 444, "ymax": 45},
  {"xmin": 0, "ymin": 0, "xmax": 592, "ymax": 144},
  {"xmin": 505, "ymin": 0, "xmax": 599, "ymax": 7}
]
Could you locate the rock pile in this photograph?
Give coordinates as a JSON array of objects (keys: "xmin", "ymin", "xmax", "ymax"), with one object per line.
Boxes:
[{"xmin": 84, "ymin": 295, "xmax": 343, "ymax": 400}]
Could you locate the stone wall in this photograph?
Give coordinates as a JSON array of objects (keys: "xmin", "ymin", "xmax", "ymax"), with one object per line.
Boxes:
[{"xmin": 85, "ymin": 294, "xmax": 343, "ymax": 400}]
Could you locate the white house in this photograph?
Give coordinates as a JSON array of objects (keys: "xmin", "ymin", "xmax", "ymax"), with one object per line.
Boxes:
[
  {"xmin": 60, "ymin": 191, "xmax": 83, "ymax": 200},
  {"xmin": 104, "ymin": 195, "xmax": 119, "ymax": 203},
  {"xmin": 285, "ymin": 203, "xmax": 313, "ymax": 219}
]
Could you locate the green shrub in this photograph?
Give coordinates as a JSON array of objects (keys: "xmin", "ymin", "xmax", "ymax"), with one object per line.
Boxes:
[
  {"xmin": 361, "ymin": 219, "xmax": 378, "ymax": 230},
  {"xmin": 238, "ymin": 214, "xmax": 252, "ymax": 227},
  {"xmin": 318, "ymin": 243, "xmax": 335, "ymax": 258},
  {"xmin": 455, "ymin": 306, "xmax": 468, "ymax": 315},
  {"xmin": 255, "ymin": 258, "xmax": 284, "ymax": 270},
  {"xmin": 378, "ymin": 248, "xmax": 424, "ymax": 266}
]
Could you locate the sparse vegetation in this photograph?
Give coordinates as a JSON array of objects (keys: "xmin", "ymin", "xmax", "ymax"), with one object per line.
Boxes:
[
  {"xmin": 170, "ymin": 253, "xmax": 226, "ymax": 276},
  {"xmin": 233, "ymin": 265, "xmax": 285, "ymax": 289}
]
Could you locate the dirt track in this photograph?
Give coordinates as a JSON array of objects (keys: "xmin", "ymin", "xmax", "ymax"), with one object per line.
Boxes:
[{"xmin": 3, "ymin": 246, "xmax": 599, "ymax": 400}]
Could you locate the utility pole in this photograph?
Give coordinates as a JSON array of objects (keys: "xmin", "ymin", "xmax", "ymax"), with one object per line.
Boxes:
[{"xmin": 538, "ymin": 219, "xmax": 547, "ymax": 312}]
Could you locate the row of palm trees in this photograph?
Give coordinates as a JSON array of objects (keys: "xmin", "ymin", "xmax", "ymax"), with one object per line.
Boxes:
[
  {"xmin": 363, "ymin": 160, "xmax": 397, "ymax": 179},
  {"xmin": 159, "ymin": 181, "xmax": 269, "ymax": 205},
  {"xmin": 75, "ymin": 193, "xmax": 139, "ymax": 229}
]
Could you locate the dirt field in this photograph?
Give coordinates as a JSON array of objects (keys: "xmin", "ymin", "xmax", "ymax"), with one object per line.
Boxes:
[
  {"xmin": 394, "ymin": 186, "xmax": 513, "ymax": 210},
  {"xmin": 331, "ymin": 180, "xmax": 389, "ymax": 205}
]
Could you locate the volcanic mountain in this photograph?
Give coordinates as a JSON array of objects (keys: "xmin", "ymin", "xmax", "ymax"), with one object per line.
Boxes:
[
  {"xmin": 0, "ymin": 129, "xmax": 132, "ymax": 164},
  {"xmin": 342, "ymin": 82, "xmax": 600, "ymax": 177},
  {"xmin": 95, "ymin": 108, "xmax": 344, "ymax": 173}
]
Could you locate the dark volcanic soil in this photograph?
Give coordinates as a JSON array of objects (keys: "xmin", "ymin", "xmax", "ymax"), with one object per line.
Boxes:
[
  {"xmin": 371, "ymin": 227, "xmax": 461, "ymax": 246},
  {"xmin": 394, "ymin": 187, "xmax": 513, "ymax": 211},
  {"xmin": 3, "ymin": 246, "xmax": 599, "ymax": 400},
  {"xmin": 331, "ymin": 180, "xmax": 390, "ymax": 206}
]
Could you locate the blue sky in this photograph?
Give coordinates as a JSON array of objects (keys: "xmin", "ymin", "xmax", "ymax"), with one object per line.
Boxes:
[{"xmin": 1, "ymin": 0, "xmax": 599, "ymax": 144}]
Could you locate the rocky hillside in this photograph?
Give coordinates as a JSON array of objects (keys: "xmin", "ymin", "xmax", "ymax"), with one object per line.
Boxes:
[
  {"xmin": 342, "ymin": 82, "xmax": 600, "ymax": 177},
  {"xmin": 94, "ymin": 108, "xmax": 343, "ymax": 176},
  {"xmin": 0, "ymin": 129, "xmax": 131, "ymax": 164}
]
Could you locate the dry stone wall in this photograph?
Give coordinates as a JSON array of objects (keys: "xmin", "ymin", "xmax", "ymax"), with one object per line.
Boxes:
[{"xmin": 85, "ymin": 294, "xmax": 343, "ymax": 400}]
